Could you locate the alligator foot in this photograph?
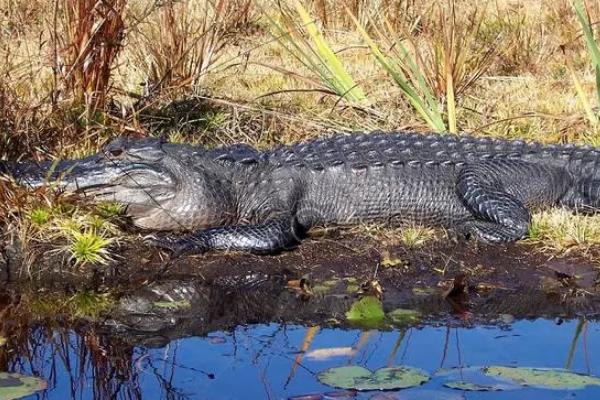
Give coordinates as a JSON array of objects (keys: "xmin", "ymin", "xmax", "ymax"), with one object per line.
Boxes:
[
  {"xmin": 143, "ymin": 234, "xmax": 208, "ymax": 258},
  {"xmin": 461, "ymin": 220, "xmax": 528, "ymax": 243}
]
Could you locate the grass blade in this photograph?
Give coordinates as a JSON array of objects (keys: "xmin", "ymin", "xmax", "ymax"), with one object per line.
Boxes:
[
  {"xmin": 573, "ymin": 0, "xmax": 600, "ymax": 124},
  {"xmin": 266, "ymin": 1, "xmax": 366, "ymax": 104},
  {"xmin": 568, "ymin": 64, "xmax": 598, "ymax": 125},
  {"xmin": 293, "ymin": 1, "xmax": 366, "ymax": 102},
  {"xmin": 446, "ymin": 69, "xmax": 457, "ymax": 133},
  {"xmin": 574, "ymin": 1, "xmax": 600, "ymax": 67},
  {"xmin": 348, "ymin": 10, "xmax": 446, "ymax": 131}
]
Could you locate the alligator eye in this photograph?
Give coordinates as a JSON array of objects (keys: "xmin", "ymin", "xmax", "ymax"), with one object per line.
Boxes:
[{"xmin": 108, "ymin": 148, "xmax": 124, "ymax": 157}]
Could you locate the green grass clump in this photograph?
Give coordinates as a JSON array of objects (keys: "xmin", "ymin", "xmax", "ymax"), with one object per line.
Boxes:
[
  {"xmin": 360, "ymin": 224, "xmax": 439, "ymax": 248},
  {"xmin": 66, "ymin": 229, "xmax": 115, "ymax": 265},
  {"xmin": 399, "ymin": 226, "xmax": 437, "ymax": 249},
  {"xmin": 95, "ymin": 202, "xmax": 124, "ymax": 218},
  {"xmin": 51, "ymin": 212, "xmax": 120, "ymax": 266},
  {"xmin": 28, "ymin": 207, "xmax": 52, "ymax": 226},
  {"xmin": 528, "ymin": 209, "xmax": 600, "ymax": 253}
]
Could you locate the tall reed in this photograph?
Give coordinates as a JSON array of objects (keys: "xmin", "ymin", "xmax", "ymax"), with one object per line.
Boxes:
[{"xmin": 52, "ymin": 0, "xmax": 127, "ymax": 114}]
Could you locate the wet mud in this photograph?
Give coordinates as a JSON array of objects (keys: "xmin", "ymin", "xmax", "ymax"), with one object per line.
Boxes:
[{"xmin": 2, "ymin": 232, "xmax": 599, "ymax": 347}]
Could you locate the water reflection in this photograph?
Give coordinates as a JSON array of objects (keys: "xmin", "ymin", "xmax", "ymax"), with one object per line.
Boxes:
[{"xmin": 2, "ymin": 319, "xmax": 599, "ymax": 400}]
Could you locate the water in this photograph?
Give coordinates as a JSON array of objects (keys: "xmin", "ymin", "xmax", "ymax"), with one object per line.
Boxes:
[{"xmin": 4, "ymin": 318, "xmax": 600, "ymax": 399}]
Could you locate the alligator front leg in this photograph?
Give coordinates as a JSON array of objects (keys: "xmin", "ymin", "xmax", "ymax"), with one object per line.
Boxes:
[
  {"xmin": 147, "ymin": 217, "xmax": 304, "ymax": 256},
  {"xmin": 456, "ymin": 161, "xmax": 532, "ymax": 242}
]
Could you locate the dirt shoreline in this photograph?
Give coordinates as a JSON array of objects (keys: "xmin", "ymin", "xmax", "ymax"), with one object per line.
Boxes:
[{"xmin": 2, "ymin": 234, "xmax": 600, "ymax": 332}]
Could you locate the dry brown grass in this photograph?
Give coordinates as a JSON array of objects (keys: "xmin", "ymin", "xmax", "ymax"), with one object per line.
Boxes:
[
  {"xmin": 127, "ymin": 0, "xmax": 252, "ymax": 100},
  {"xmin": 3, "ymin": 0, "xmax": 600, "ymax": 256},
  {"xmin": 1, "ymin": 0, "xmax": 597, "ymax": 148},
  {"xmin": 53, "ymin": 0, "xmax": 127, "ymax": 112}
]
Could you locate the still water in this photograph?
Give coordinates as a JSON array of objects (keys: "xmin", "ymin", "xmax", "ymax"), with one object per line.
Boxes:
[{"xmin": 5, "ymin": 318, "xmax": 600, "ymax": 399}]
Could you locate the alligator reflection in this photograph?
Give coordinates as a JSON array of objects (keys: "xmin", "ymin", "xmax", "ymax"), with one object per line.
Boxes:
[{"xmin": 1, "ymin": 282, "xmax": 600, "ymax": 399}]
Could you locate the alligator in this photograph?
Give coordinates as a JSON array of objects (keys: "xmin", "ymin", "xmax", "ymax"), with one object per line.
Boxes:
[{"xmin": 5, "ymin": 131, "xmax": 600, "ymax": 255}]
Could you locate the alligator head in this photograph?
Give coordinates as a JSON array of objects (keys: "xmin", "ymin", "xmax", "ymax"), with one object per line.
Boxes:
[{"xmin": 8, "ymin": 137, "xmax": 234, "ymax": 231}]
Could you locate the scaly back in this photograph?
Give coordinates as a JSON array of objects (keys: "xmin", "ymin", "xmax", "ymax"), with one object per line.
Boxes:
[{"xmin": 266, "ymin": 131, "xmax": 600, "ymax": 175}]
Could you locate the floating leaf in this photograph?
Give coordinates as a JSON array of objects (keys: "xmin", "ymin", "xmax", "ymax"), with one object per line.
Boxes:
[
  {"xmin": 437, "ymin": 367, "xmax": 520, "ymax": 391},
  {"xmin": 438, "ymin": 366, "xmax": 600, "ymax": 391},
  {"xmin": 318, "ymin": 365, "xmax": 430, "ymax": 391},
  {"xmin": 484, "ymin": 366, "xmax": 600, "ymax": 390},
  {"xmin": 387, "ymin": 309, "xmax": 421, "ymax": 326},
  {"xmin": 346, "ymin": 296, "xmax": 386, "ymax": 328},
  {"xmin": 370, "ymin": 389, "xmax": 466, "ymax": 399},
  {"xmin": 0, "ymin": 372, "xmax": 47, "ymax": 400},
  {"xmin": 288, "ymin": 390, "xmax": 356, "ymax": 400},
  {"xmin": 444, "ymin": 380, "xmax": 513, "ymax": 391}
]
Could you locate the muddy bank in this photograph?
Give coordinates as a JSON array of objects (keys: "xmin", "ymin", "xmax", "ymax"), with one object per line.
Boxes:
[{"xmin": 2, "ymin": 234, "xmax": 600, "ymax": 346}]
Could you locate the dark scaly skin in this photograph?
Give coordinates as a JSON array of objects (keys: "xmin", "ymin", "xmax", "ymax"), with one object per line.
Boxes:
[{"xmin": 6, "ymin": 131, "xmax": 600, "ymax": 255}]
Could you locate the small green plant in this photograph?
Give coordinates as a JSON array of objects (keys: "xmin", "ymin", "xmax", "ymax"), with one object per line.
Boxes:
[
  {"xmin": 266, "ymin": 0, "xmax": 367, "ymax": 103},
  {"xmin": 96, "ymin": 202, "xmax": 124, "ymax": 218},
  {"xmin": 67, "ymin": 229, "xmax": 114, "ymax": 265},
  {"xmin": 28, "ymin": 207, "xmax": 51, "ymax": 226},
  {"xmin": 399, "ymin": 226, "xmax": 436, "ymax": 249}
]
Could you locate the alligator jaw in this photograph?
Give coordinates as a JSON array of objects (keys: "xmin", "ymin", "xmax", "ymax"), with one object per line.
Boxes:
[{"xmin": 7, "ymin": 155, "xmax": 174, "ymax": 197}]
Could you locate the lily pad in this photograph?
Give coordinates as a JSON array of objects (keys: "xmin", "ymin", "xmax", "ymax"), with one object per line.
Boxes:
[
  {"xmin": 436, "ymin": 367, "xmax": 520, "ymax": 392},
  {"xmin": 370, "ymin": 389, "xmax": 466, "ymax": 399},
  {"xmin": 346, "ymin": 296, "xmax": 385, "ymax": 328},
  {"xmin": 438, "ymin": 366, "xmax": 600, "ymax": 391},
  {"xmin": 0, "ymin": 372, "xmax": 47, "ymax": 400},
  {"xmin": 318, "ymin": 365, "xmax": 430, "ymax": 391},
  {"xmin": 387, "ymin": 309, "xmax": 421, "ymax": 326},
  {"xmin": 288, "ymin": 389, "xmax": 356, "ymax": 400},
  {"xmin": 484, "ymin": 366, "xmax": 600, "ymax": 390},
  {"xmin": 444, "ymin": 380, "xmax": 514, "ymax": 391}
]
